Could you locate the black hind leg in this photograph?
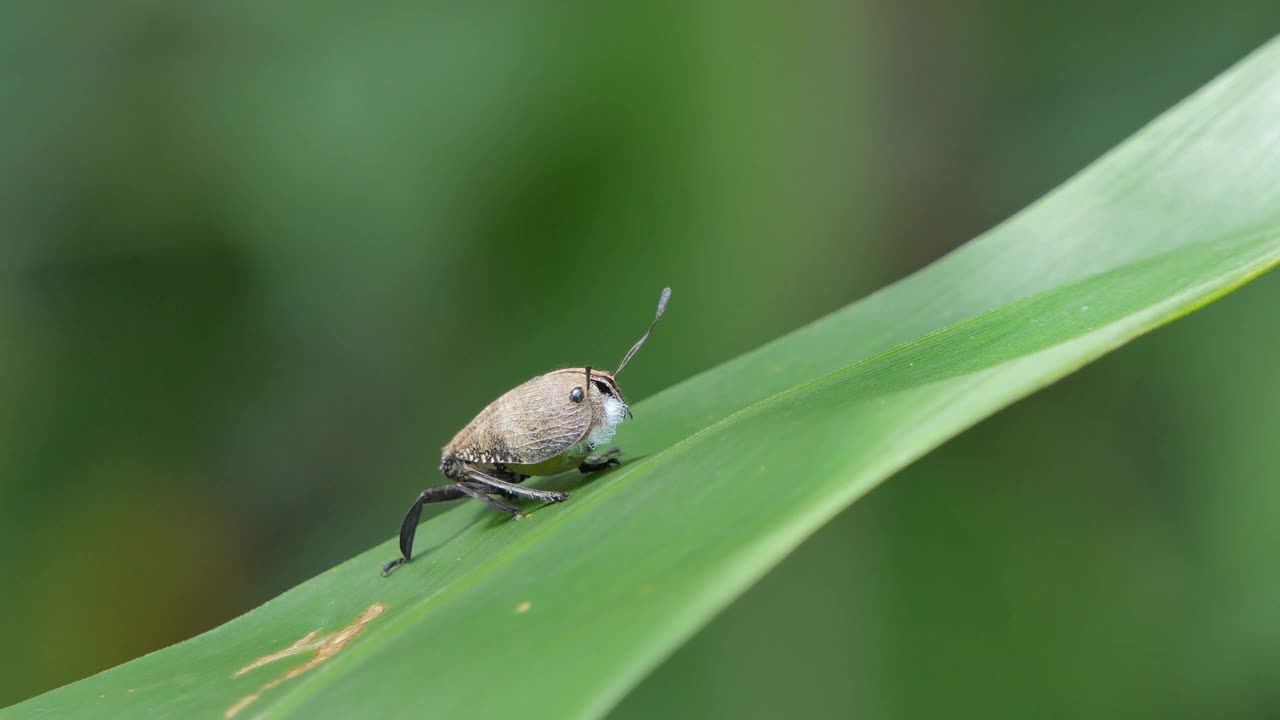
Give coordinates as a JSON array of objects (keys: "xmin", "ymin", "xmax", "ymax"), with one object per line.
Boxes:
[{"xmin": 381, "ymin": 482, "xmax": 524, "ymax": 577}]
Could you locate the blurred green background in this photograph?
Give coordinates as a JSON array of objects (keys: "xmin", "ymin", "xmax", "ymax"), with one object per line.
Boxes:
[{"xmin": 3, "ymin": 2, "xmax": 1278, "ymax": 716}]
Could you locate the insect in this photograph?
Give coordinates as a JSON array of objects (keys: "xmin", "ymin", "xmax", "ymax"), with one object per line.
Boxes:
[{"xmin": 381, "ymin": 287, "xmax": 671, "ymax": 576}]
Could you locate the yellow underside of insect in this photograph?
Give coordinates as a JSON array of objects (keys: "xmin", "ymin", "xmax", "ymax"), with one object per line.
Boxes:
[{"xmin": 507, "ymin": 450, "xmax": 591, "ymax": 476}]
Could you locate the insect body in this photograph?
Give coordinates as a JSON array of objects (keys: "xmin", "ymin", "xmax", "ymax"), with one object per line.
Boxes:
[{"xmin": 381, "ymin": 287, "xmax": 671, "ymax": 576}]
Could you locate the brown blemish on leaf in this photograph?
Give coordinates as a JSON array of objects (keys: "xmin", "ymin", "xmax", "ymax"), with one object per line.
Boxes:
[
  {"xmin": 225, "ymin": 603, "xmax": 386, "ymax": 719},
  {"xmin": 224, "ymin": 694, "xmax": 260, "ymax": 719}
]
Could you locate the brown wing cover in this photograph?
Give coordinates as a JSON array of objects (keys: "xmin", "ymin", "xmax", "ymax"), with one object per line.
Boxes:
[{"xmin": 445, "ymin": 369, "xmax": 594, "ymax": 466}]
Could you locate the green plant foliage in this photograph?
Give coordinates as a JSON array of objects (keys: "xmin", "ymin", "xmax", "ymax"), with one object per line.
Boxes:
[{"xmin": 8, "ymin": 38, "xmax": 1280, "ymax": 720}]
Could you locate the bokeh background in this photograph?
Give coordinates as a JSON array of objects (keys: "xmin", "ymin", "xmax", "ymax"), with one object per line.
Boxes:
[{"xmin": 3, "ymin": 2, "xmax": 1278, "ymax": 716}]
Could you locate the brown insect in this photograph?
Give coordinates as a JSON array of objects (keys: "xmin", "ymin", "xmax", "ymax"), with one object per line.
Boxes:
[{"xmin": 381, "ymin": 287, "xmax": 671, "ymax": 576}]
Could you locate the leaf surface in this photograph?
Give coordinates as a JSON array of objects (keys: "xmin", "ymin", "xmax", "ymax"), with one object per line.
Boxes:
[{"xmin": 8, "ymin": 37, "xmax": 1280, "ymax": 720}]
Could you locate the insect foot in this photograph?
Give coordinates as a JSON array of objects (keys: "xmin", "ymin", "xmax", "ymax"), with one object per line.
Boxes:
[
  {"xmin": 579, "ymin": 448, "xmax": 623, "ymax": 474},
  {"xmin": 579, "ymin": 459, "xmax": 619, "ymax": 474}
]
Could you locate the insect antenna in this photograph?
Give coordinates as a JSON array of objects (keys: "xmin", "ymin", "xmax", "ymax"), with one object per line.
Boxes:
[{"xmin": 615, "ymin": 286, "xmax": 671, "ymax": 375}]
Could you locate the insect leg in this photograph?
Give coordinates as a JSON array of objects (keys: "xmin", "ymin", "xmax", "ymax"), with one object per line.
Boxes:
[
  {"xmin": 421, "ymin": 485, "xmax": 470, "ymax": 503},
  {"xmin": 485, "ymin": 465, "xmax": 530, "ymax": 498},
  {"xmin": 579, "ymin": 447, "xmax": 623, "ymax": 474},
  {"xmin": 382, "ymin": 496, "xmax": 424, "ymax": 576},
  {"xmin": 456, "ymin": 482, "xmax": 523, "ymax": 517},
  {"xmin": 381, "ymin": 484, "xmax": 479, "ymax": 577},
  {"xmin": 464, "ymin": 466, "xmax": 570, "ymax": 503}
]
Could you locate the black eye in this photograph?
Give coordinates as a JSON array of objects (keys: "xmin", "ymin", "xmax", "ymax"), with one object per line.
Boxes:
[
  {"xmin": 569, "ymin": 387, "xmax": 584, "ymax": 403},
  {"xmin": 592, "ymin": 380, "xmax": 613, "ymax": 396}
]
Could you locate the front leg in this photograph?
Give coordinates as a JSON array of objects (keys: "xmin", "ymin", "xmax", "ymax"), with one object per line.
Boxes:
[{"xmin": 579, "ymin": 447, "xmax": 622, "ymax": 474}]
